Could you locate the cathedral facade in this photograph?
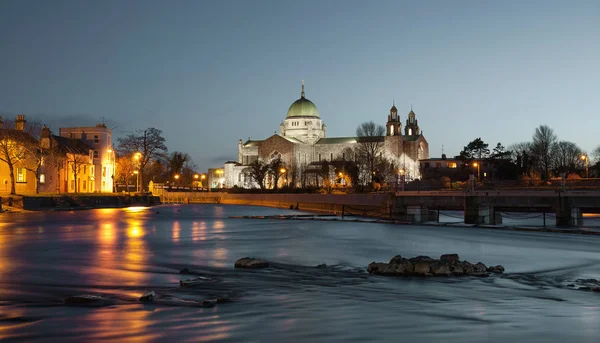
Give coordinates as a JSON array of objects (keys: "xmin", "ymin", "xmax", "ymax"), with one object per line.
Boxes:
[{"xmin": 223, "ymin": 82, "xmax": 429, "ymax": 188}]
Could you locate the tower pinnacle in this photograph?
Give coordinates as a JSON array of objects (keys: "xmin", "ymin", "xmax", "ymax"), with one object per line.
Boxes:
[{"xmin": 301, "ymin": 80, "xmax": 305, "ymax": 98}]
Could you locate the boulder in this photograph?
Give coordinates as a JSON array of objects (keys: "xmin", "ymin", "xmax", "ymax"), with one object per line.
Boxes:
[
  {"xmin": 234, "ymin": 257, "xmax": 269, "ymax": 269},
  {"xmin": 367, "ymin": 262, "xmax": 389, "ymax": 275},
  {"xmin": 389, "ymin": 255, "xmax": 403, "ymax": 264},
  {"xmin": 429, "ymin": 263, "xmax": 451, "ymax": 276},
  {"xmin": 473, "ymin": 262, "xmax": 487, "ymax": 273},
  {"xmin": 450, "ymin": 264, "xmax": 464, "ymax": 276},
  {"xmin": 413, "ymin": 262, "xmax": 431, "ymax": 275},
  {"xmin": 440, "ymin": 254, "xmax": 460, "ymax": 265},
  {"xmin": 461, "ymin": 261, "xmax": 475, "ymax": 275},
  {"xmin": 409, "ymin": 256, "xmax": 435, "ymax": 264},
  {"xmin": 180, "ymin": 276, "xmax": 212, "ymax": 287},
  {"xmin": 487, "ymin": 265, "xmax": 505, "ymax": 274},
  {"xmin": 139, "ymin": 291, "xmax": 156, "ymax": 302}
]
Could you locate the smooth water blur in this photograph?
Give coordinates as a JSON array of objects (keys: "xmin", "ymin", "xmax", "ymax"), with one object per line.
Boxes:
[{"xmin": 1, "ymin": 204, "xmax": 600, "ymax": 342}]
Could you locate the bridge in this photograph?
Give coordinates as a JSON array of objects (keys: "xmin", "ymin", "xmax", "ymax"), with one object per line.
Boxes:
[{"xmin": 156, "ymin": 190, "xmax": 600, "ymax": 227}]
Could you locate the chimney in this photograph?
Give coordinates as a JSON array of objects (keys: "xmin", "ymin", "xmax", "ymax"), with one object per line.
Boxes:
[
  {"xmin": 15, "ymin": 114, "xmax": 26, "ymax": 131},
  {"xmin": 40, "ymin": 125, "xmax": 52, "ymax": 149},
  {"xmin": 442, "ymin": 154, "xmax": 447, "ymax": 160}
]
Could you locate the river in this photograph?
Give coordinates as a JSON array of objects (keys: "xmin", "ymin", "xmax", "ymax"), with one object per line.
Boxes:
[{"xmin": 1, "ymin": 204, "xmax": 599, "ymax": 342}]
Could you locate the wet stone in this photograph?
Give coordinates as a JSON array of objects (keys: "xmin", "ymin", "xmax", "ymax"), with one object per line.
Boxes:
[
  {"xmin": 64, "ymin": 295, "xmax": 110, "ymax": 307},
  {"xmin": 440, "ymin": 254, "xmax": 460, "ymax": 265},
  {"xmin": 234, "ymin": 257, "xmax": 269, "ymax": 269},
  {"xmin": 139, "ymin": 291, "xmax": 156, "ymax": 302}
]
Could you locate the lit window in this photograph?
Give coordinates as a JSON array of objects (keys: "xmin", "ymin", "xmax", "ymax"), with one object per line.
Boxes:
[
  {"xmin": 16, "ymin": 168, "xmax": 26, "ymax": 182},
  {"xmin": 447, "ymin": 162, "xmax": 457, "ymax": 169},
  {"xmin": 71, "ymin": 180, "xmax": 75, "ymax": 190},
  {"xmin": 40, "ymin": 174, "xmax": 45, "ymax": 184},
  {"xmin": 408, "ymin": 128, "xmax": 412, "ymax": 135},
  {"xmin": 103, "ymin": 167, "xmax": 106, "ymax": 177},
  {"xmin": 391, "ymin": 125, "xmax": 394, "ymax": 135}
]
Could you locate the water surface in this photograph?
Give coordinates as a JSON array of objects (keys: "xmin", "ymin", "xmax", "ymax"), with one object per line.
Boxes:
[{"xmin": 1, "ymin": 204, "xmax": 600, "ymax": 342}]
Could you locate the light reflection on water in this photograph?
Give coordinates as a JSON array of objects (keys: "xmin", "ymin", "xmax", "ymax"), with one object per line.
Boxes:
[{"xmin": 0, "ymin": 204, "xmax": 599, "ymax": 342}]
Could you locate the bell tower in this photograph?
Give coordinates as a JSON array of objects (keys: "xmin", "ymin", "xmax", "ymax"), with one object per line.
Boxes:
[
  {"xmin": 386, "ymin": 102, "xmax": 401, "ymax": 136},
  {"xmin": 404, "ymin": 107, "xmax": 420, "ymax": 136}
]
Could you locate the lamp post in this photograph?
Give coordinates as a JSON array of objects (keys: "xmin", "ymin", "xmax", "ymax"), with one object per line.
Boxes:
[
  {"xmin": 581, "ymin": 154, "xmax": 589, "ymax": 178},
  {"xmin": 473, "ymin": 162, "xmax": 480, "ymax": 182},
  {"xmin": 174, "ymin": 174, "xmax": 180, "ymax": 188},
  {"xmin": 133, "ymin": 170, "xmax": 139, "ymax": 193},
  {"xmin": 201, "ymin": 174, "xmax": 206, "ymax": 190},
  {"xmin": 194, "ymin": 174, "xmax": 199, "ymax": 190}
]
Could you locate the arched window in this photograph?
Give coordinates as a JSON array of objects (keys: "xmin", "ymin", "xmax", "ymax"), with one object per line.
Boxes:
[
  {"xmin": 390, "ymin": 125, "xmax": 394, "ymax": 135},
  {"xmin": 408, "ymin": 128, "xmax": 412, "ymax": 136}
]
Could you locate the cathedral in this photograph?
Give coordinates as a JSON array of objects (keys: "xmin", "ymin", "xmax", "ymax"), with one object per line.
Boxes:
[{"xmin": 223, "ymin": 82, "xmax": 429, "ymax": 188}]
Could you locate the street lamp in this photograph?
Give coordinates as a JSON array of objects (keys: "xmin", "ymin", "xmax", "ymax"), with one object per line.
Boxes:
[
  {"xmin": 194, "ymin": 174, "xmax": 199, "ymax": 190},
  {"xmin": 174, "ymin": 174, "xmax": 180, "ymax": 188},
  {"xmin": 473, "ymin": 162, "xmax": 480, "ymax": 182},
  {"xmin": 280, "ymin": 167, "xmax": 287, "ymax": 187},
  {"xmin": 581, "ymin": 154, "xmax": 589, "ymax": 178},
  {"xmin": 133, "ymin": 170, "xmax": 139, "ymax": 193}
]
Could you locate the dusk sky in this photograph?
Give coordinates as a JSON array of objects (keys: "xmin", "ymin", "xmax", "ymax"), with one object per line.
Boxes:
[{"xmin": 1, "ymin": 0, "xmax": 599, "ymax": 172}]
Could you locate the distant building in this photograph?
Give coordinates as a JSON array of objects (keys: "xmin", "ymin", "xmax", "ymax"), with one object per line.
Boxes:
[
  {"xmin": 225, "ymin": 82, "xmax": 429, "ymax": 188},
  {"xmin": 0, "ymin": 115, "xmax": 39, "ymax": 194},
  {"xmin": 59, "ymin": 124, "xmax": 115, "ymax": 192},
  {"xmin": 39, "ymin": 126, "xmax": 95, "ymax": 193},
  {"xmin": 419, "ymin": 155, "xmax": 466, "ymax": 180}
]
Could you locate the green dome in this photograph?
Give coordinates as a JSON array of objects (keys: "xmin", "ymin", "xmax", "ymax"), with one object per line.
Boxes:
[{"xmin": 286, "ymin": 97, "xmax": 320, "ymax": 118}]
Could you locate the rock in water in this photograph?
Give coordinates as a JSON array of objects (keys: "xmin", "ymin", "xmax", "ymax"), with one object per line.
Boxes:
[
  {"xmin": 367, "ymin": 262, "xmax": 388, "ymax": 275},
  {"xmin": 388, "ymin": 255, "xmax": 403, "ymax": 264},
  {"xmin": 139, "ymin": 291, "xmax": 156, "ymax": 302},
  {"xmin": 429, "ymin": 263, "xmax": 451, "ymax": 276},
  {"xmin": 440, "ymin": 254, "xmax": 460, "ymax": 264},
  {"xmin": 413, "ymin": 262, "xmax": 431, "ymax": 275},
  {"xmin": 473, "ymin": 262, "xmax": 487, "ymax": 273},
  {"xmin": 234, "ymin": 257, "xmax": 269, "ymax": 269},
  {"xmin": 64, "ymin": 295, "xmax": 110, "ymax": 307},
  {"xmin": 487, "ymin": 265, "xmax": 505, "ymax": 274}
]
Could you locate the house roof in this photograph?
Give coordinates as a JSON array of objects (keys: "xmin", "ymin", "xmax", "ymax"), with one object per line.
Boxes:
[
  {"xmin": 316, "ymin": 137, "xmax": 359, "ymax": 145},
  {"xmin": 52, "ymin": 135, "xmax": 92, "ymax": 155},
  {"xmin": 243, "ymin": 140, "xmax": 263, "ymax": 147}
]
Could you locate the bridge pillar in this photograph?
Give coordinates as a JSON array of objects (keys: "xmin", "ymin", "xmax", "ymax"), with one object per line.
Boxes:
[
  {"xmin": 407, "ymin": 205, "xmax": 430, "ymax": 223},
  {"xmin": 464, "ymin": 196, "xmax": 501, "ymax": 225},
  {"xmin": 555, "ymin": 195, "xmax": 583, "ymax": 227}
]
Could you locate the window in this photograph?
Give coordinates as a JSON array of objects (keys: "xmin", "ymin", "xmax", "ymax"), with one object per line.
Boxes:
[
  {"xmin": 102, "ymin": 181, "xmax": 106, "ymax": 189},
  {"xmin": 94, "ymin": 135, "xmax": 99, "ymax": 143},
  {"xmin": 40, "ymin": 156, "xmax": 45, "ymax": 166},
  {"xmin": 447, "ymin": 162, "xmax": 457, "ymax": 169},
  {"xmin": 40, "ymin": 174, "xmax": 45, "ymax": 184},
  {"xmin": 330, "ymin": 153, "xmax": 333, "ymax": 161},
  {"xmin": 71, "ymin": 180, "xmax": 75, "ymax": 190},
  {"xmin": 408, "ymin": 128, "xmax": 412, "ymax": 135},
  {"xmin": 390, "ymin": 125, "xmax": 394, "ymax": 135},
  {"xmin": 83, "ymin": 165, "xmax": 87, "ymax": 174},
  {"xmin": 93, "ymin": 151, "xmax": 99, "ymax": 158},
  {"xmin": 436, "ymin": 163, "xmax": 442, "ymax": 168},
  {"xmin": 103, "ymin": 167, "xmax": 106, "ymax": 177},
  {"xmin": 16, "ymin": 168, "xmax": 26, "ymax": 183},
  {"xmin": 318, "ymin": 153, "xmax": 321, "ymax": 162},
  {"xmin": 83, "ymin": 180, "xmax": 87, "ymax": 191}
]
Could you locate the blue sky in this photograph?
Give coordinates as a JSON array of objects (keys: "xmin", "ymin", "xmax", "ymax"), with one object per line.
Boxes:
[{"xmin": 1, "ymin": 0, "xmax": 599, "ymax": 171}]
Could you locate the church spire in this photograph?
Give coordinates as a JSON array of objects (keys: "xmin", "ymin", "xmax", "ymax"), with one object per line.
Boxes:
[{"xmin": 301, "ymin": 80, "xmax": 305, "ymax": 98}]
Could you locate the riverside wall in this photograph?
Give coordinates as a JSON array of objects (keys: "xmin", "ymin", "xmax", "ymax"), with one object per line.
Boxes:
[
  {"xmin": 161, "ymin": 192, "xmax": 391, "ymax": 214},
  {"xmin": 1, "ymin": 194, "xmax": 162, "ymax": 211}
]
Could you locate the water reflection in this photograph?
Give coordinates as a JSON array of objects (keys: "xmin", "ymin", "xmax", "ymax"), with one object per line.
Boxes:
[
  {"xmin": 172, "ymin": 221, "xmax": 181, "ymax": 243},
  {"xmin": 84, "ymin": 306, "xmax": 158, "ymax": 342}
]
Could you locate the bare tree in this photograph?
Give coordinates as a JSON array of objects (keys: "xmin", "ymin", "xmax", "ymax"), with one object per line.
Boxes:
[
  {"xmin": 117, "ymin": 128, "xmax": 168, "ymax": 192},
  {"xmin": 246, "ymin": 160, "xmax": 269, "ymax": 190},
  {"xmin": 268, "ymin": 156, "xmax": 285, "ymax": 190},
  {"xmin": 532, "ymin": 125, "xmax": 558, "ymax": 180},
  {"xmin": 115, "ymin": 154, "xmax": 136, "ymax": 194},
  {"xmin": 356, "ymin": 121, "xmax": 385, "ymax": 183},
  {"xmin": 551, "ymin": 141, "xmax": 583, "ymax": 176}
]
